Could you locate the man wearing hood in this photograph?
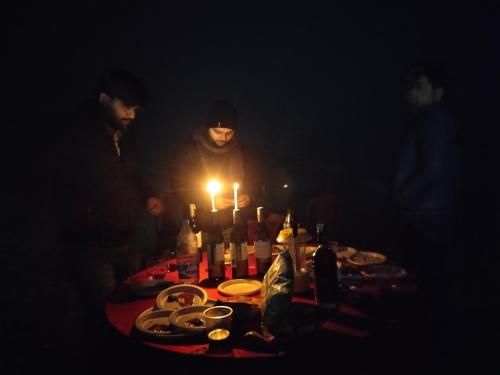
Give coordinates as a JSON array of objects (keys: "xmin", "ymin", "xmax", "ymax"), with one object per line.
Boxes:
[{"xmin": 171, "ymin": 100, "xmax": 259, "ymax": 231}]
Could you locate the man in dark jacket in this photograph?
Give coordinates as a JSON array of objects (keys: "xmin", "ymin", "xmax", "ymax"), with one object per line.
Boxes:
[
  {"xmin": 55, "ymin": 68, "xmax": 164, "ymax": 330},
  {"xmin": 394, "ymin": 65, "xmax": 462, "ymax": 249},
  {"xmin": 171, "ymin": 100, "xmax": 260, "ymax": 232},
  {"xmin": 394, "ymin": 64, "xmax": 463, "ymax": 348}
]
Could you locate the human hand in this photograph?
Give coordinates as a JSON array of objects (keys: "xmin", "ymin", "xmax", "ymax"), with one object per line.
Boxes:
[
  {"xmin": 237, "ymin": 194, "xmax": 251, "ymax": 208},
  {"xmin": 214, "ymin": 196, "xmax": 234, "ymax": 210},
  {"xmin": 147, "ymin": 196, "xmax": 164, "ymax": 216}
]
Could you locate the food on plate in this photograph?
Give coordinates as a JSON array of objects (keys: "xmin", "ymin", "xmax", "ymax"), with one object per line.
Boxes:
[
  {"xmin": 166, "ymin": 292, "xmax": 196, "ymax": 307},
  {"xmin": 185, "ymin": 317, "xmax": 204, "ymax": 328},
  {"xmin": 347, "ymin": 251, "xmax": 386, "ymax": 266},
  {"xmin": 148, "ymin": 323, "xmax": 170, "ymax": 333}
]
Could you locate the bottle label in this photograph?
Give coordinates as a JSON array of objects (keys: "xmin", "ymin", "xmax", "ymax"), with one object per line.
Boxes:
[
  {"xmin": 241, "ymin": 242, "xmax": 248, "ymax": 261},
  {"xmin": 254, "ymin": 240, "xmax": 271, "ymax": 259},
  {"xmin": 230, "ymin": 242, "xmax": 248, "ymax": 267},
  {"xmin": 207, "ymin": 243, "xmax": 225, "ymax": 264},
  {"xmin": 177, "ymin": 258, "xmax": 199, "ymax": 284},
  {"xmin": 195, "ymin": 231, "xmax": 202, "ymax": 249},
  {"xmin": 214, "ymin": 243, "xmax": 225, "ymax": 262}
]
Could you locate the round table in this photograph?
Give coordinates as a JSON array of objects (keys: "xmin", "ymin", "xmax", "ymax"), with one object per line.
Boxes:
[{"xmin": 106, "ymin": 249, "xmax": 418, "ymax": 359}]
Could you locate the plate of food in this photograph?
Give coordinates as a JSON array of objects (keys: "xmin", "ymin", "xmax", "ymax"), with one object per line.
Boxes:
[
  {"xmin": 361, "ymin": 265, "xmax": 408, "ymax": 281},
  {"xmin": 217, "ymin": 279, "xmax": 262, "ymax": 296},
  {"xmin": 155, "ymin": 284, "xmax": 208, "ymax": 311},
  {"xmin": 169, "ymin": 305, "xmax": 209, "ymax": 333},
  {"xmin": 135, "ymin": 307, "xmax": 174, "ymax": 337},
  {"xmin": 346, "ymin": 251, "xmax": 387, "ymax": 267},
  {"xmin": 334, "ymin": 246, "xmax": 358, "ymax": 259}
]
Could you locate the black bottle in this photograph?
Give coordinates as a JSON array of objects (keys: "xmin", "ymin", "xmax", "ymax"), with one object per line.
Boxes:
[
  {"xmin": 186, "ymin": 203, "xmax": 202, "ymax": 262},
  {"xmin": 206, "ymin": 210, "xmax": 225, "ymax": 283},
  {"xmin": 230, "ymin": 208, "xmax": 248, "ymax": 278},
  {"xmin": 312, "ymin": 223, "xmax": 339, "ymax": 316}
]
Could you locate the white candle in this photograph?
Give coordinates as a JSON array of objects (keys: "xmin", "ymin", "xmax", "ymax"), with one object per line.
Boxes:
[
  {"xmin": 233, "ymin": 182, "xmax": 239, "ymax": 210},
  {"xmin": 207, "ymin": 179, "xmax": 222, "ymax": 212},
  {"xmin": 210, "ymin": 192, "xmax": 216, "ymax": 212}
]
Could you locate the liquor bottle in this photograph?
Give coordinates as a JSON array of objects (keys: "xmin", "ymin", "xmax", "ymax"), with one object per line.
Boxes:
[
  {"xmin": 176, "ymin": 219, "xmax": 200, "ymax": 284},
  {"xmin": 283, "ymin": 207, "xmax": 299, "ymax": 272},
  {"xmin": 283, "ymin": 207, "xmax": 298, "ymax": 237},
  {"xmin": 230, "ymin": 208, "xmax": 248, "ymax": 278},
  {"xmin": 206, "ymin": 210, "xmax": 225, "ymax": 283},
  {"xmin": 312, "ymin": 223, "xmax": 339, "ymax": 316},
  {"xmin": 186, "ymin": 203, "xmax": 202, "ymax": 262},
  {"xmin": 254, "ymin": 206, "xmax": 272, "ymax": 277}
]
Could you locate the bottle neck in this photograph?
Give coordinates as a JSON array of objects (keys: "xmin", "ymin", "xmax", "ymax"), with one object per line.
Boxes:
[
  {"xmin": 316, "ymin": 223, "xmax": 326, "ymax": 244},
  {"xmin": 257, "ymin": 207, "xmax": 264, "ymax": 224},
  {"xmin": 233, "ymin": 208, "xmax": 241, "ymax": 226},
  {"xmin": 188, "ymin": 203, "xmax": 196, "ymax": 218},
  {"xmin": 210, "ymin": 210, "xmax": 220, "ymax": 227}
]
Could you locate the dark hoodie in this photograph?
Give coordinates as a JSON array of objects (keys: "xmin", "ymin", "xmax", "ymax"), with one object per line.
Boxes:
[
  {"xmin": 172, "ymin": 128, "xmax": 260, "ymax": 230},
  {"xmin": 55, "ymin": 105, "xmax": 152, "ymax": 247}
]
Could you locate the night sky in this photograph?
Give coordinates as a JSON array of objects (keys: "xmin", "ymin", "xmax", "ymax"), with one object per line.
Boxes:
[
  {"xmin": 5, "ymin": 2, "xmax": 499, "ymax": 240},
  {"xmin": 3, "ymin": 2, "xmax": 499, "ymax": 370}
]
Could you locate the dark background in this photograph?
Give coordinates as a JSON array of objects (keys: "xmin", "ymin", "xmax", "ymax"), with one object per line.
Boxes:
[{"xmin": 3, "ymin": 2, "xmax": 499, "ymax": 371}]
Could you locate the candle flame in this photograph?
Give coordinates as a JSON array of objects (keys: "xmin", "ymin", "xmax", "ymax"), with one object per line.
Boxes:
[
  {"xmin": 233, "ymin": 182, "xmax": 239, "ymax": 190},
  {"xmin": 207, "ymin": 179, "xmax": 222, "ymax": 195}
]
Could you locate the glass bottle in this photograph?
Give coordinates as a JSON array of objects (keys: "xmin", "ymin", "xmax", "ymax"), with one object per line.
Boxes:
[
  {"xmin": 312, "ymin": 223, "xmax": 339, "ymax": 316},
  {"xmin": 230, "ymin": 208, "xmax": 248, "ymax": 278},
  {"xmin": 206, "ymin": 210, "xmax": 225, "ymax": 283},
  {"xmin": 186, "ymin": 203, "xmax": 202, "ymax": 262},
  {"xmin": 254, "ymin": 206, "xmax": 272, "ymax": 277}
]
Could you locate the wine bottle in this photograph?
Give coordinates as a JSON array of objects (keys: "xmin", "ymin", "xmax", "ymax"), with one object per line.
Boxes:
[
  {"xmin": 312, "ymin": 223, "xmax": 339, "ymax": 316},
  {"xmin": 230, "ymin": 208, "xmax": 248, "ymax": 278},
  {"xmin": 186, "ymin": 203, "xmax": 202, "ymax": 262},
  {"xmin": 254, "ymin": 206, "xmax": 272, "ymax": 277},
  {"xmin": 207, "ymin": 210, "xmax": 225, "ymax": 283}
]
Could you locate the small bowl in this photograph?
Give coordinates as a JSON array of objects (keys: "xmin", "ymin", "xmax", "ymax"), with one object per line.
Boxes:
[{"xmin": 155, "ymin": 284, "xmax": 208, "ymax": 311}]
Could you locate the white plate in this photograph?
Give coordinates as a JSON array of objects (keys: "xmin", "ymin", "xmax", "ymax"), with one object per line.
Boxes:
[
  {"xmin": 335, "ymin": 246, "xmax": 358, "ymax": 259},
  {"xmin": 130, "ymin": 280, "xmax": 175, "ymax": 298},
  {"xmin": 347, "ymin": 251, "xmax": 387, "ymax": 266},
  {"xmin": 169, "ymin": 305, "xmax": 210, "ymax": 332},
  {"xmin": 155, "ymin": 284, "xmax": 208, "ymax": 311},
  {"xmin": 135, "ymin": 307, "xmax": 174, "ymax": 337},
  {"xmin": 217, "ymin": 279, "xmax": 262, "ymax": 296}
]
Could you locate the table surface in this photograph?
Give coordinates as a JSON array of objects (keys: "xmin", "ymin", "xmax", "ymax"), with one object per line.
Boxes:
[{"xmin": 106, "ymin": 247, "xmax": 418, "ymax": 359}]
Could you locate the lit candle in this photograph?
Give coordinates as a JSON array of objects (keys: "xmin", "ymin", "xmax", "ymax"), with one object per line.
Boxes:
[
  {"xmin": 207, "ymin": 179, "xmax": 222, "ymax": 212},
  {"xmin": 233, "ymin": 182, "xmax": 239, "ymax": 210}
]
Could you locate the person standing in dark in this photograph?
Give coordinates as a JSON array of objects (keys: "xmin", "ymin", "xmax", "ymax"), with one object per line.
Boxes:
[
  {"xmin": 55, "ymin": 68, "xmax": 164, "ymax": 341},
  {"xmin": 170, "ymin": 100, "xmax": 260, "ymax": 232},
  {"xmin": 394, "ymin": 63, "xmax": 463, "ymax": 346}
]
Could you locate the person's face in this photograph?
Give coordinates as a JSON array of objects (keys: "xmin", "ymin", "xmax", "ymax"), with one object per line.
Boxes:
[
  {"xmin": 406, "ymin": 75, "xmax": 436, "ymax": 107},
  {"xmin": 99, "ymin": 93, "xmax": 141, "ymax": 131},
  {"xmin": 208, "ymin": 127, "xmax": 235, "ymax": 147}
]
